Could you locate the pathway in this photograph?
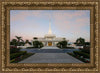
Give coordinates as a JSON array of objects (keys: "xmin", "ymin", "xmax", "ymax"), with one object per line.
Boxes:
[
  {"xmin": 41, "ymin": 46, "xmax": 59, "ymax": 49},
  {"xmin": 19, "ymin": 53, "xmax": 83, "ymax": 63},
  {"xmin": 20, "ymin": 46, "xmax": 79, "ymax": 53}
]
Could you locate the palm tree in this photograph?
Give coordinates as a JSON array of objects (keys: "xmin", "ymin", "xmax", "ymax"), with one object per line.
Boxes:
[
  {"xmin": 15, "ymin": 36, "xmax": 22, "ymax": 46},
  {"xmin": 21, "ymin": 39, "xmax": 24, "ymax": 42},
  {"xmin": 20, "ymin": 39, "xmax": 25, "ymax": 46}
]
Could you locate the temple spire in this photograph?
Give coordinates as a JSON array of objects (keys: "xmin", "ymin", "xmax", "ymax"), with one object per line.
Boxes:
[{"xmin": 48, "ymin": 19, "xmax": 52, "ymax": 34}]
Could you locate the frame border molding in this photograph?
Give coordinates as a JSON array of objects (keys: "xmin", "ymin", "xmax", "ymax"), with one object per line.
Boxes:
[{"xmin": 1, "ymin": 1, "xmax": 99, "ymax": 72}]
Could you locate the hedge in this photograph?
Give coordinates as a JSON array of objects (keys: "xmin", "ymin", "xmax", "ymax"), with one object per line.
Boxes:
[
  {"xmin": 10, "ymin": 51, "xmax": 27, "ymax": 60},
  {"xmin": 10, "ymin": 48, "xmax": 21, "ymax": 54},
  {"xmin": 80, "ymin": 49, "xmax": 90, "ymax": 54},
  {"xmin": 73, "ymin": 51, "xmax": 90, "ymax": 58}
]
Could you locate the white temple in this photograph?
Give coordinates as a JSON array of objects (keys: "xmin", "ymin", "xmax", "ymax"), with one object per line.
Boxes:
[{"xmin": 32, "ymin": 21, "xmax": 67, "ymax": 46}]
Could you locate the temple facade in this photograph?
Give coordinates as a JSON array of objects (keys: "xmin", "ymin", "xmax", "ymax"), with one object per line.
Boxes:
[{"xmin": 32, "ymin": 21, "xmax": 67, "ymax": 47}]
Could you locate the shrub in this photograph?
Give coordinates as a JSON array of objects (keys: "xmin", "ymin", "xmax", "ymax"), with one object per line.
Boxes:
[
  {"xmin": 66, "ymin": 47, "xmax": 75, "ymax": 49},
  {"xmin": 33, "ymin": 41, "xmax": 43, "ymax": 48},
  {"xmin": 10, "ymin": 51, "xmax": 27, "ymax": 60},
  {"xmin": 80, "ymin": 48, "xmax": 90, "ymax": 54},
  {"xmin": 10, "ymin": 59, "xmax": 16, "ymax": 63},
  {"xmin": 10, "ymin": 48, "xmax": 21, "ymax": 54},
  {"xmin": 26, "ymin": 47, "xmax": 34, "ymax": 49},
  {"xmin": 73, "ymin": 51, "xmax": 90, "ymax": 58},
  {"xmin": 10, "ymin": 46, "xmax": 17, "ymax": 48},
  {"xmin": 56, "ymin": 41, "xmax": 67, "ymax": 48}
]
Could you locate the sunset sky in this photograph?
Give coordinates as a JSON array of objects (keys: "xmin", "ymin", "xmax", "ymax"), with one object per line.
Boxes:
[{"xmin": 10, "ymin": 10, "xmax": 90, "ymax": 42}]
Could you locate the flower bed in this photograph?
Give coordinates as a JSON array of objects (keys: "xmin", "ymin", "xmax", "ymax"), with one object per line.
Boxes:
[
  {"xmin": 10, "ymin": 53, "xmax": 34, "ymax": 63},
  {"xmin": 10, "ymin": 46, "xmax": 35, "ymax": 63},
  {"xmin": 73, "ymin": 51, "xmax": 90, "ymax": 58},
  {"xmin": 10, "ymin": 51, "xmax": 27, "ymax": 60},
  {"xmin": 68, "ymin": 51, "xmax": 90, "ymax": 63}
]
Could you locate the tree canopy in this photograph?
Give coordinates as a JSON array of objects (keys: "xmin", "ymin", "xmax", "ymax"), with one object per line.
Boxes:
[
  {"xmin": 10, "ymin": 36, "xmax": 25, "ymax": 46},
  {"xmin": 75, "ymin": 37, "xmax": 85, "ymax": 46},
  {"xmin": 33, "ymin": 41, "xmax": 43, "ymax": 48},
  {"xmin": 56, "ymin": 41, "xmax": 67, "ymax": 48}
]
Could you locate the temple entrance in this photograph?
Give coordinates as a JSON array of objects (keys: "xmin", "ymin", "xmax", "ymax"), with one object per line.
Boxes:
[{"xmin": 48, "ymin": 42, "xmax": 52, "ymax": 46}]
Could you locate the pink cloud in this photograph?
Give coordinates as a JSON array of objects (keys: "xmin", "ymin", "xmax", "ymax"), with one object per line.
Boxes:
[
  {"xmin": 52, "ymin": 10, "xmax": 88, "ymax": 19},
  {"xmin": 10, "ymin": 10, "xmax": 90, "ymax": 42},
  {"xmin": 10, "ymin": 11, "xmax": 43, "ymax": 22},
  {"xmin": 72, "ymin": 11, "xmax": 87, "ymax": 17},
  {"xmin": 51, "ymin": 11, "xmax": 90, "ymax": 34}
]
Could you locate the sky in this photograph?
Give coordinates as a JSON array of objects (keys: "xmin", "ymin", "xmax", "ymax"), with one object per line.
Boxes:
[{"xmin": 10, "ymin": 10, "xmax": 90, "ymax": 42}]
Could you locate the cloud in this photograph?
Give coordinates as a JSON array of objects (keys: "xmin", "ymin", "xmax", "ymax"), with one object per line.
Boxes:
[
  {"xmin": 10, "ymin": 10, "xmax": 43, "ymax": 22},
  {"xmin": 10, "ymin": 10, "xmax": 90, "ymax": 42},
  {"xmin": 52, "ymin": 11, "xmax": 90, "ymax": 33}
]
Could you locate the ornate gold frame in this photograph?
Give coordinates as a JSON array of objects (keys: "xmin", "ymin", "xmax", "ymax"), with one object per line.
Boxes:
[{"xmin": 0, "ymin": 0, "xmax": 99, "ymax": 73}]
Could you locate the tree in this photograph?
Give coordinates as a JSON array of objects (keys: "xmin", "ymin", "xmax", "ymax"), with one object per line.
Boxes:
[
  {"xmin": 25, "ymin": 40, "xmax": 29, "ymax": 43},
  {"xmin": 15, "ymin": 36, "xmax": 22, "ymax": 46},
  {"xmin": 15, "ymin": 36, "xmax": 21, "ymax": 42},
  {"xmin": 21, "ymin": 39, "xmax": 24, "ymax": 42},
  {"xmin": 76, "ymin": 37, "xmax": 85, "ymax": 46},
  {"xmin": 39, "ymin": 42, "xmax": 44, "ymax": 47},
  {"xmin": 61, "ymin": 41, "xmax": 67, "ymax": 48},
  {"xmin": 20, "ymin": 39, "xmax": 25, "ymax": 46},
  {"xmin": 33, "ymin": 37, "xmax": 38, "ymax": 40},
  {"xmin": 19, "ymin": 41, "xmax": 25, "ymax": 46},
  {"xmin": 33, "ymin": 41, "xmax": 43, "ymax": 48},
  {"xmin": 10, "ymin": 39, "xmax": 18, "ymax": 46},
  {"xmin": 25, "ymin": 40, "xmax": 32, "ymax": 45},
  {"xmin": 63, "ymin": 38, "xmax": 66, "ymax": 41},
  {"xmin": 84, "ymin": 42, "xmax": 90, "ymax": 46},
  {"xmin": 56, "ymin": 42, "xmax": 61, "ymax": 48},
  {"xmin": 56, "ymin": 41, "xmax": 67, "ymax": 48}
]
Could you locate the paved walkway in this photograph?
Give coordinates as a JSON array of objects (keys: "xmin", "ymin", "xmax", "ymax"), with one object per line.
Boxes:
[
  {"xmin": 19, "ymin": 53, "xmax": 83, "ymax": 63},
  {"xmin": 20, "ymin": 49, "xmax": 79, "ymax": 53},
  {"xmin": 20, "ymin": 46, "xmax": 79, "ymax": 53},
  {"xmin": 41, "ymin": 46, "xmax": 59, "ymax": 49}
]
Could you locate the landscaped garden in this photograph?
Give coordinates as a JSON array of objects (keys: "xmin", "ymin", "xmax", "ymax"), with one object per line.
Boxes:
[
  {"xmin": 56, "ymin": 37, "xmax": 90, "ymax": 63},
  {"xmin": 10, "ymin": 46, "xmax": 34, "ymax": 63},
  {"xmin": 68, "ymin": 47, "xmax": 90, "ymax": 63},
  {"xmin": 68, "ymin": 37, "xmax": 90, "ymax": 63}
]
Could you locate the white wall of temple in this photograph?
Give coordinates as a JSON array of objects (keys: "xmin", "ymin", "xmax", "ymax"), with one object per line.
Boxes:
[
  {"xmin": 43, "ymin": 42, "xmax": 47, "ymax": 46},
  {"xmin": 41, "ymin": 41, "xmax": 59, "ymax": 46},
  {"xmin": 55, "ymin": 42, "xmax": 58, "ymax": 46},
  {"xmin": 52, "ymin": 42, "xmax": 55, "ymax": 46},
  {"xmin": 33, "ymin": 37, "xmax": 66, "ymax": 42},
  {"xmin": 32, "ymin": 37, "xmax": 67, "ymax": 47}
]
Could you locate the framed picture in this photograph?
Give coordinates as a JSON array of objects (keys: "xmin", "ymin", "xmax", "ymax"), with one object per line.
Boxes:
[{"xmin": 0, "ymin": 0, "xmax": 100, "ymax": 73}]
